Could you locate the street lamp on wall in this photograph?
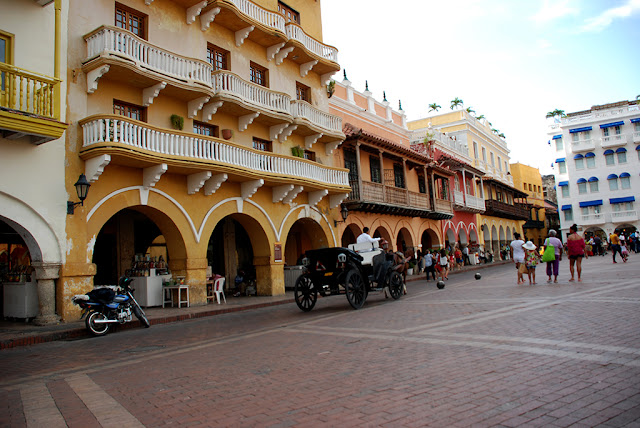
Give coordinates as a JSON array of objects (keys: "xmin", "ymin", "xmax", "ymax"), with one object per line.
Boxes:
[
  {"xmin": 334, "ymin": 205, "xmax": 349, "ymax": 227},
  {"xmin": 67, "ymin": 174, "xmax": 91, "ymax": 215}
]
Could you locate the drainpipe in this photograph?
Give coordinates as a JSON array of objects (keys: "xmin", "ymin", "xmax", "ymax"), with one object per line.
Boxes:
[{"xmin": 54, "ymin": 0, "xmax": 61, "ymax": 119}]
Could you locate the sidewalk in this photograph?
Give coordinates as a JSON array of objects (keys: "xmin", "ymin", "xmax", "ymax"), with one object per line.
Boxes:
[{"xmin": 0, "ymin": 259, "xmax": 510, "ymax": 350}]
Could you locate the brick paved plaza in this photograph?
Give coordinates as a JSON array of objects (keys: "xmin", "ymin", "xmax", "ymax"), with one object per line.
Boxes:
[{"xmin": 1, "ymin": 255, "xmax": 639, "ymax": 427}]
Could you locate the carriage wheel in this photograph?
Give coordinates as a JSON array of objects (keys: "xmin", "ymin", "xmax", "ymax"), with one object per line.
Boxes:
[
  {"xmin": 388, "ymin": 271, "xmax": 404, "ymax": 300},
  {"xmin": 345, "ymin": 270, "xmax": 367, "ymax": 310},
  {"xmin": 294, "ymin": 274, "xmax": 317, "ymax": 312}
]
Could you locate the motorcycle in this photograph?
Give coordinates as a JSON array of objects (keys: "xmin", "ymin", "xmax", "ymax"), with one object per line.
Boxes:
[{"xmin": 72, "ymin": 276, "xmax": 150, "ymax": 336}]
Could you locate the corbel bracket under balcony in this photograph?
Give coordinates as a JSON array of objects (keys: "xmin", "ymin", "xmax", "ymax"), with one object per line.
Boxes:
[
  {"xmin": 142, "ymin": 82, "xmax": 166, "ymax": 106},
  {"xmin": 187, "ymin": 171, "xmax": 212, "ymax": 194},
  {"xmin": 186, "ymin": 1, "xmax": 208, "ymax": 25},
  {"xmin": 308, "ymin": 189, "xmax": 328, "ymax": 207},
  {"xmin": 325, "ymin": 140, "xmax": 341, "ymax": 155},
  {"xmin": 270, "ymin": 123, "xmax": 288, "ymax": 140},
  {"xmin": 204, "ymin": 173, "xmax": 228, "ymax": 195},
  {"xmin": 200, "ymin": 7, "xmax": 220, "ymax": 31},
  {"xmin": 86, "ymin": 65, "xmax": 110, "ymax": 94},
  {"xmin": 202, "ymin": 101, "xmax": 224, "ymax": 121},
  {"xmin": 279, "ymin": 124, "xmax": 297, "ymax": 142},
  {"xmin": 267, "ymin": 42, "xmax": 286, "ymax": 61},
  {"xmin": 321, "ymin": 72, "xmax": 336, "ymax": 86},
  {"xmin": 143, "ymin": 164, "xmax": 167, "ymax": 189},
  {"xmin": 85, "ymin": 154, "xmax": 111, "ymax": 183},
  {"xmin": 300, "ymin": 60, "xmax": 318, "ymax": 78},
  {"xmin": 273, "ymin": 184, "xmax": 294, "ymax": 203},
  {"xmin": 235, "ymin": 26, "xmax": 254, "ymax": 47},
  {"xmin": 275, "ymin": 47, "xmax": 294, "ymax": 66},
  {"xmin": 239, "ymin": 113, "xmax": 260, "ymax": 132},
  {"xmin": 242, "ymin": 179, "xmax": 264, "ymax": 200},
  {"xmin": 329, "ymin": 193, "xmax": 349, "ymax": 209},
  {"xmin": 188, "ymin": 96, "xmax": 210, "ymax": 118},
  {"xmin": 305, "ymin": 133, "xmax": 323, "ymax": 150},
  {"xmin": 283, "ymin": 185, "xmax": 303, "ymax": 204}
]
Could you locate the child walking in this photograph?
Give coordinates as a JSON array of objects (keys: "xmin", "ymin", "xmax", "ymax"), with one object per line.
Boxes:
[{"xmin": 523, "ymin": 241, "xmax": 540, "ymax": 285}]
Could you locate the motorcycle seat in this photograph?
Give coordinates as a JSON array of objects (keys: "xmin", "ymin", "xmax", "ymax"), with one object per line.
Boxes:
[{"xmin": 72, "ymin": 295, "xmax": 89, "ymax": 301}]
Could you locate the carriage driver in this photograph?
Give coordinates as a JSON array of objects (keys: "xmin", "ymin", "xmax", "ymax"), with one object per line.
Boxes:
[{"xmin": 357, "ymin": 227, "xmax": 381, "ymax": 244}]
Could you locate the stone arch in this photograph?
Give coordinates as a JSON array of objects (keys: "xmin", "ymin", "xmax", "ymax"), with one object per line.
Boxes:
[
  {"xmin": 584, "ymin": 226, "xmax": 606, "ymax": 240},
  {"xmin": 396, "ymin": 227, "xmax": 414, "ymax": 252},
  {"xmin": 491, "ymin": 225, "xmax": 499, "ymax": 255},
  {"xmin": 284, "ymin": 217, "xmax": 329, "ymax": 265},
  {"xmin": 341, "ymin": 223, "xmax": 360, "ymax": 247},
  {"xmin": 614, "ymin": 223, "xmax": 637, "ymax": 236},
  {"xmin": 506, "ymin": 226, "xmax": 512, "ymax": 241},
  {"xmin": 469, "ymin": 227, "xmax": 479, "ymax": 245},
  {"xmin": 421, "ymin": 228, "xmax": 440, "ymax": 250},
  {"xmin": 445, "ymin": 227, "xmax": 456, "ymax": 247},
  {"xmin": 373, "ymin": 225, "xmax": 392, "ymax": 245}
]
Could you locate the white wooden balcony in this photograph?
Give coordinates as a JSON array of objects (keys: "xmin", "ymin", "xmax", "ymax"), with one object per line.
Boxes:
[
  {"xmin": 290, "ymin": 100, "xmax": 343, "ymax": 138},
  {"xmin": 79, "ymin": 115, "xmax": 350, "ymax": 189},
  {"xmin": 571, "ymin": 139, "xmax": 596, "ymax": 153},
  {"xmin": 220, "ymin": 0, "xmax": 286, "ymax": 33},
  {"xmin": 453, "ymin": 189, "xmax": 485, "ymax": 212},
  {"xmin": 284, "ymin": 23, "xmax": 339, "ymax": 75},
  {"xmin": 466, "ymin": 193, "xmax": 486, "ymax": 211},
  {"xmin": 285, "ymin": 24, "xmax": 338, "ymax": 63}
]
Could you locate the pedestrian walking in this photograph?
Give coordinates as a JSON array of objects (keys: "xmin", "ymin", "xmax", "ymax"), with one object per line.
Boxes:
[
  {"xmin": 567, "ymin": 224, "xmax": 586, "ymax": 282},
  {"xmin": 423, "ymin": 250, "xmax": 437, "ymax": 281},
  {"xmin": 509, "ymin": 232, "xmax": 525, "ymax": 284},
  {"xmin": 523, "ymin": 241, "xmax": 540, "ymax": 284},
  {"xmin": 610, "ymin": 230, "xmax": 623, "ymax": 263},
  {"xmin": 437, "ymin": 249, "xmax": 449, "ymax": 281},
  {"xmin": 593, "ymin": 235, "xmax": 603, "ymax": 256},
  {"xmin": 543, "ymin": 229, "xmax": 563, "ymax": 283}
]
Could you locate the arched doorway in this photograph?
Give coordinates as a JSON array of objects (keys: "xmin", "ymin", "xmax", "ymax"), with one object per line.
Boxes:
[
  {"xmin": 458, "ymin": 228, "xmax": 468, "ymax": 246},
  {"xmin": 584, "ymin": 226, "xmax": 606, "ymax": 240},
  {"xmin": 396, "ymin": 227, "xmax": 413, "ymax": 252},
  {"xmin": 444, "ymin": 228, "xmax": 456, "ymax": 249},
  {"xmin": 341, "ymin": 224, "xmax": 360, "ymax": 247},
  {"xmin": 614, "ymin": 224, "xmax": 637, "ymax": 237},
  {"xmin": 421, "ymin": 228, "xmax": 439, "ymax": 251},
  {"xmin": 491, "ymin": 225, "xmax": 499, "ymax": 255},
  {"xmin": 499, "ymin": 226, "xmax": 506, "ymax": 260},
  {"xmin": 284, "ymin": 218, "xmax": 328, "ymax": 265},
  {"xmin": 482, "ymin": 224, "xmax": 490, "ymax": 251},
  {"xmin": 373, "ymin": 226, "xmax": 391, "ymax": 245},
  {"xmin": 0, "ymin": 219, "xmax": 36, "ymax": 319}
]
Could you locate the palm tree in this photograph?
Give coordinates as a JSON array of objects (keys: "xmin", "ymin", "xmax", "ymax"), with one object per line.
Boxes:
[
  {"xmin": 491, "ymin": 128, "xmax": 499, "ymax": 134},
  {"xmin": 498, "ymin": 133, "xmax": 505, "ymax": 139},
  {"xmin": 428, "ymin": 103, "xmax": 441, "ymax": 112},
  {"xmin": 476, "ymin": 114, "xmax": 485, "ymax": 121},
  {"xmin": 450, "ymin": 97, "xmax": 464, "ymax": 110},
  {"xmin": 466, "ymin": 107, "xmax": 476, "ymax": 115},
  {"xmin": 545, "ymin": 109, "xmax": 566, "ymax": 119}
]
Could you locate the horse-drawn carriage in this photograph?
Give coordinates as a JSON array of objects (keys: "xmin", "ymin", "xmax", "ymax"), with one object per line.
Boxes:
[{"xmin": 294, "ymin": 240, "xmax": 404, "ymax": 312}]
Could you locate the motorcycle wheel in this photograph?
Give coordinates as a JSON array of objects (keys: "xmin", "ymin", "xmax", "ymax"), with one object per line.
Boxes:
[
  {"xmin": 85, "ymin": 311, "xmax": 110, "ymax": 336},
  {"xmin": 132, "ymin": 304, "xmax": 150, "ymax": 328}
]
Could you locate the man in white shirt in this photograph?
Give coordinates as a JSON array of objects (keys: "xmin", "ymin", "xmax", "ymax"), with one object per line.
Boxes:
[
  {"xmin": 357, "ymin": 227, "xmax": 380, "ymax": 244},
  {"xmin": 509, "ymin": 232, "xmax": 526, "ymax": 284}
]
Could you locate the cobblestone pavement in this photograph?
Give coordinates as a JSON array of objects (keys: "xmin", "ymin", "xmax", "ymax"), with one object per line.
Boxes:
[{"xmin": 1, "ymin": 255, "xmax": 639, "ymax": 427}]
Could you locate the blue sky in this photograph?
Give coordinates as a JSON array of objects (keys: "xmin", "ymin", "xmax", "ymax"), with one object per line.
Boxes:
[{"xmin": 321, "ymin": 0, "xmax": 640, "ymax": 174}]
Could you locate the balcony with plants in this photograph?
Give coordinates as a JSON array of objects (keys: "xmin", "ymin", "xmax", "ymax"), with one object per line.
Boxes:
[{"xmin": 0, "ymin": 62, "xmax": 67, "ymax": 144}]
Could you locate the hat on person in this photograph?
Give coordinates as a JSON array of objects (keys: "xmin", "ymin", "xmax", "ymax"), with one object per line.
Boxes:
[{"xmin": 523, "ymin": 241, "xmax": 536, "ymax": 250}]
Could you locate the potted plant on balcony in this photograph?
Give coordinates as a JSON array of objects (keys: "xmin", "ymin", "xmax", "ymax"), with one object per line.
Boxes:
[
  {"xmin": 326, "ymin": 80, "xmax": 336, "ymax": 98},
  {"xmin": 291, "ymin": 146, "xmax": 304, "ymax": 158},
  {"xmin": 170, "ymin": 114, "xmax": 184, "ymax": 131}
]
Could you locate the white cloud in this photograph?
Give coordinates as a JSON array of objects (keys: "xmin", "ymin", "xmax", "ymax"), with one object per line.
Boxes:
[
  {"xmin": 579, "ymin": 0, "xmax": 640, "ymax": 32},
  {"xmin": 531, "ymin": 0, "xmax": 578, "ymax": 23}
]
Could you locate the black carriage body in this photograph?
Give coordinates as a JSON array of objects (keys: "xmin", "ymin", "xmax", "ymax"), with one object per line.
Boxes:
[{"xmin": 303, "ymin": 247, "xmax": 370, "ymax": 292}]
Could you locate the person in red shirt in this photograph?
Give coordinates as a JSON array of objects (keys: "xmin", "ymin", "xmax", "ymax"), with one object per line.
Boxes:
[{"xmin": 567, "ymin": 224, "xmax": 586, "ymax": 282}]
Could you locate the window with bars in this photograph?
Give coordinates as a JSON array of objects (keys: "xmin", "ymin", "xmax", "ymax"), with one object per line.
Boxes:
[
  {"xmin": 207, "ymin": 44, "xmax": 229, "ymax": 71},
  {"xmin": 250, "ymin": 62, "xmax": 267, "ymax": 87},
  {"xmin": 113, "ymin": 100, "xmax": 145, "ymax": 121},
  {"xmin": 252, "ymin": 137, "xmax": 272, "ymax": 152},
  {"xmin": 370, "ymin": 156, "xmax": 381, "ymax": 183},
  {"xmin": 278, "ymin": 1, "xmax": 300, "ymax": 24},
  {"xmin": 418, "ymin": 175, "xmax": 426, "ymax": 194},
  {"xmin": 193, "ymin": 121, "xmax": 219, "ymax": 138},
  {"xmin": 393, "ymin": 163, "xmax": 405, "ymax": 188},
  {"xmin": 296, "ymin": 82, "xmax": 311, "ymax": 102},
  {"xmin": 115, "ymin": 3, "xmax": 146, "ymax": 39}
]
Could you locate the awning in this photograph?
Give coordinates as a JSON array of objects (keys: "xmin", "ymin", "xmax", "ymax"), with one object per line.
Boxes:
[
  {"xmin": 579, "ymin": 200, "xmax": 603, "ymax": 207},
  {"xmin": 610, "ymin": 196, "xmax": 635, "ymax": 204},
  {"xmin": 558, "ymin": 181, "xmax": 569, "ymax": 186},
  {"xmin": 604, "ymin": 149, "xmax": 615, "ymax": 155},
  {"xmin": 588, "ymin": 177, "xmax": 599, "ymax": 182},
  {"xmin": 561, "ymin": 204, "xmax": 572, "ymax": 211},
  {"xmin": 616, "ymin": 147, "xmax": 627, "ymax": 153},
  {"xmin": 577, "ymin": 178, "xmax": 587, "ymax": 184},
  {"xmin": 607, "ymin": 174, "xmax": 618, "ymax": 180},
  {"xmin": 599, "ymin": 121, "xmax": 624, "ymax": 129},
  {"xmin": 636, "ymin": 145, "xmax": 640, "ymax": 151},
  {"xmin": 631, "ymin": 118, "xmax": 640, "ymax": 123},
  {"xmin": 573, "ymin": 154, "xmax": 584, "ymax": 159},
  {"xmin": 620, "ymin": 172, "xmax": 630, "ymax": 178},
  {"xmin": 584, "ymin": 152, "xmax": 595, "ymax": 158},
  {"xmin": 552, "ymin": 134, "xmax": 562, "ymax": 140},
  {"xmin": 555, "ymin": 158, "xmax": 566, "ymax": 163},
  {"xmin": 569, "ymin": 126, "xmax": 592, "ymax": 133}
]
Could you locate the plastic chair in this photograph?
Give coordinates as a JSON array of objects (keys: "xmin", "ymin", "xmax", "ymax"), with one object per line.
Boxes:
[{"xmin": 212, "ymin": 277, "xmax": 226, "ymax": 304}]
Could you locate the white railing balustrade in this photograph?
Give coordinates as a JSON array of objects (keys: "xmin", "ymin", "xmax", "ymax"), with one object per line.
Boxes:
[
  {"xmin": 212, "ymin": 71, "xmax": 290, "ymax": 114},
  {"xmin": 81, "ymin": 116, "xmax": 349, "ymax": 187},
  {"xmin": 465, "ymin": 194, "xmax": 485, "ymax": 211},
  {"xmin": 285, "ymin": 23, "xmax": 338, "ymax": 62},
  {"xmin": 290, "ymin": 100, "xmax": 342, "ymax": 133},
  {"xmin": 611, "ymin": 210, "xmax": 638, "ymax": 221},
  {"xmin": 453, "ymin": 190, "xmax": 465, "ymax": 205},
  {"xmin": 601, "ymin": 134, "xmax": 626, "ymax": 147},
  {"xmin": 224, "ymin": 0, "xmax": 286, "ymax": 33},
  {"xmin": 85, "ymin": 26, "xmax": 212, "ymax": 87}
]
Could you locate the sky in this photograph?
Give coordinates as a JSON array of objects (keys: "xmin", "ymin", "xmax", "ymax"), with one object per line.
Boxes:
[{"xmin": 320, "ymin": 0, "xmax": 640, "ymax": 175}]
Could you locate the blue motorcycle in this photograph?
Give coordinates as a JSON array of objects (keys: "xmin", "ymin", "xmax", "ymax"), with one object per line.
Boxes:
[{"xmin": 72, "ymin": 276, "xmax": 150, "ymax": 336}]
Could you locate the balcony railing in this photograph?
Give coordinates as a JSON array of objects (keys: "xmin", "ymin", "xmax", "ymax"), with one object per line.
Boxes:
[
  {"xmin": 220, "ymin": 0, "xmax": 286, "ymax": 33},
  {"xmin": 484, "ymin": 199, "xmax": 529, "ymax": 219},
  {"xmin": 85, "ymin": 26, "xmax": 212, "ymax": 87},
  {"xmin": 581, "ymin": 213, "xmax": 606, "ymax": 225},
  {"xmin": 601, "ymin": 134, "xmax": 626, "ymax": 148},
  {"xmin": 347, "ymin": 180, "xmax": 430, "ymax": 210},
  {"xmin": 0, "ymin": 63, "xmax": 59, "ymax": 119},
  {"xmin": 630, "ymin": 131, "xmax": 640, "ymax": 144},
  {"xmin": 212, "ymin": 70, "xmax": 291, "ymax": 115},
  {"xmin": 434, "ymin": 197, "xmax": 453, "ymax": 213},
  {"xmin": 611, "ymin": 210, "xmax": 638, "ymax": 222},
  {"xmin": 466, "ymin": 193, "xmax": 486, "ymax": 211},
  {"xmin": 80, "ymin": 115, "xmax": 349, "ymax": 187},
  {"xmin": 571, "ymin": 139, "xmax": 595, "ymax": 152},
  {"xmin": 285, "ymin": 23, "xmax": 338, "ymax": 62},
  {"xmin": 290, "ymin": 100, "xmax": 342, "ymax": 134}
]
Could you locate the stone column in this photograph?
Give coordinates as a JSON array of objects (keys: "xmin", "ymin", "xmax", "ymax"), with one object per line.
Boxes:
[
  {"xmin": 254, "ymin": 256, "xmax": 284, "ymax": 296},
  {"xmin": 32, "ymin": 262, "xmax": 61, "ymax": 326}
]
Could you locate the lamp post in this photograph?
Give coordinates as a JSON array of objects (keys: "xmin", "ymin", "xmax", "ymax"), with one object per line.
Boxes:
[
  {"xmin": 67, "ymin": 174, "xmax": 91, "ymax": 214},
  {"xmin": 334, "ymin": 205, "xmax": 349, "ymax": 227}
]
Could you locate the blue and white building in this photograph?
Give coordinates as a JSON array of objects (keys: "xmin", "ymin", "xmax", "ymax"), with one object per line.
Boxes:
[{"xmin": 548, "ymin": 100, "xmax": 640, "ymax": 238}]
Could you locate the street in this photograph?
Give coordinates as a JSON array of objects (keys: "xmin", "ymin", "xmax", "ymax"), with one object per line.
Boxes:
[{"xmin": 1, "ymin": 255, "xmax": 640, "ymax": 427}]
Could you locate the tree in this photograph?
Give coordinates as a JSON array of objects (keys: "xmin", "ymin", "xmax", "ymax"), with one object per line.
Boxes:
[
  {"xmin": 450, "ymin": 97, "xmax": 464, "ymax": 110},
  {"xmin": 476, "ymin": 114, "xmax": 485, "ymax": 121},
  {"xmin": 428, "ymin": 103, "xmax": 441, "ymax": 112},
  {"xmin": 498, "ymin": 133, "xmax": 505, "ymax": 139},
  {"xmin": 545, "ymin": 109, "xmax": 566, "ymax": 119},
  {"xmin": 466, "ymin": 107, "xmax": 476, "ymax": 115},
  {"xmin": 491, "ymin": 128, "xmax": 499, "ymax": 134}
]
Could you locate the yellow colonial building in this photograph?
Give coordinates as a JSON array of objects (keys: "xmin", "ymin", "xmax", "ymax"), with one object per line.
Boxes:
[
  {"xmin": 409, "ymin": 109, "xmax": 527, "ymax": 257},
  {"xmin": 59, "ymin": 0, "xmax": 349, "ymax": 320},
  {"xmin": 510, "ymin": 163, "xmax": 547, "ymax": 247}
]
